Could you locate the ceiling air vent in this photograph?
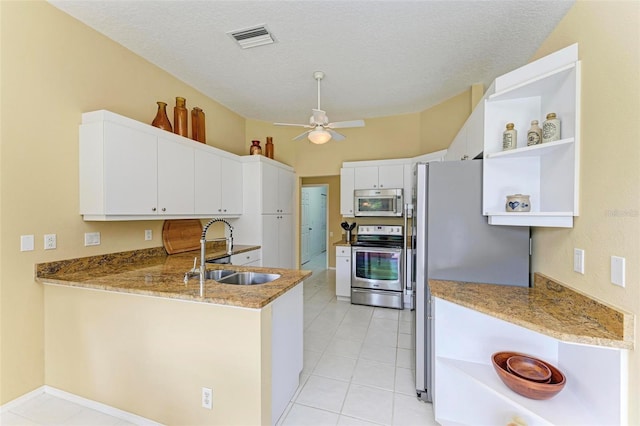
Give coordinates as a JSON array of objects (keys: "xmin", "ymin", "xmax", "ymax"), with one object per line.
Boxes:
[{"xmin": 227, "ymin": 25, "xmax": 276, "ymax": 49}]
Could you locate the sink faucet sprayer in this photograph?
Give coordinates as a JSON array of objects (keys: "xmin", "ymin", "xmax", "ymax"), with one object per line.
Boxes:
[{"xmin": 197, "ymin": 218, "xmax": 234, "ymax": 297}]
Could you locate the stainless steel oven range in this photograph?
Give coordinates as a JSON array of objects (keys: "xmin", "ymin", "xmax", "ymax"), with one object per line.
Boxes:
[{"xmin": 351, "ymin": 225, "xmax": 404, "ymax": 309}]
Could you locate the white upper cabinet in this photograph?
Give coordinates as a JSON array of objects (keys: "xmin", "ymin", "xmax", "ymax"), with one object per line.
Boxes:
[
  {"xmin": 80, "ymin": 110, "xmax": 243, "ymax": 221},
  {"xmin": 354, "ymin": 164, "xmax": 404, "ymax": 189},
  {"xmin": 194, "ymin": 148, "xmax": 242, "ymax": 216},
  {"xmin": 482, "ymin": 44, "xmax": 580, "ymax": 228},
  {"xmin": 157, "ymin": 135, "xmax": 195, "ymax": 215},
  {"xmin": 340, "ymin": 167, "xmax": 355, "ymax": 216}
]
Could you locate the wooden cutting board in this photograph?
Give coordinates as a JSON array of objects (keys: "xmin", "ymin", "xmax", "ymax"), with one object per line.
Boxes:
[{"xmin": 162, "ymin": 219, "xmax": 203, "ymax": 254}]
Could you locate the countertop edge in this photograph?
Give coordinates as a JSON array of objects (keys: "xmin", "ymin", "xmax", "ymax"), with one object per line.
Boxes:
[{"xmin": 430, "ymin": 274, "xmax": 634, "ymax": 350}]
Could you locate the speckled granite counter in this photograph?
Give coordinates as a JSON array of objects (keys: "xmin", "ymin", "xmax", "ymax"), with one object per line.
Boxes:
[
  {"xmin": 430, "ymin": 273, "xmax": 634, "ymax": 349},
  {"xmin": 36, "ymin": 246, "xmax": 311, "ymax": 309}
]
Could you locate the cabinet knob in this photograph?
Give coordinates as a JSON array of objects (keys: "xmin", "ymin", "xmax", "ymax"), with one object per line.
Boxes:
[
  {"xmin": 162, "ymin": 207, "xmax": 166, "ymax": 212},
  {"xmin": 380, "ymin": 185, "xmax": 384, "ymax": 188},
  {"xmin": 223, "ymin": 209, "xmax": 227, "ymax": 212},
  {"xmin": 218, "ymin": 209, "xmax": 222, "ymax": 212},
  {"xmin": 152, "ymin": 207, "xmax": 157, "ymax": 212},
  {"xmin": 461, "ymin": 155, "xmax": 469, "ymax": 160}
]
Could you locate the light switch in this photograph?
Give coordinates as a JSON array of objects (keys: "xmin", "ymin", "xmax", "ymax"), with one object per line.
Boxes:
[
  {"xmin": 20, "ymin": 235, "xmax": 34, "ymax": 252},
  {"xmin": 611, "ymin": 256, "xmax": 625, "ymax": 287},
  {"xmin": 573, "ymin": 248, "xmax": 584, "ymax": 274}
]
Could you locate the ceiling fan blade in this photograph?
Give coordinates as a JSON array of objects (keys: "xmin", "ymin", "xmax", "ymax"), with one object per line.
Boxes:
[
  {"xmin": 274, "ymin": 122, "xmax": 312, "ymax": 128},
  {"xmin": 293, "ymin": 130, "xmax": 311, "ymax": 141},
  {"xmin": 311, "ymin": 109, "xmax": 328, "ymax": 125},
  {"xmin": 327, "ymin": 119, "xmax": 365, "ymax": 129},
  {"xmin": 327, "ymin": 129, "xmax": 346, "ymax": 142}
]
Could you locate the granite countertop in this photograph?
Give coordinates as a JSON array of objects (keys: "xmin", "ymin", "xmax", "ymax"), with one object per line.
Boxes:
[
  {"xmin": 430, "ymin": 273, "xmax": 634, "ymax": 350},
  {"xmin": 36, "ymin": 246, "xmax": 311, "ymax": 309}
]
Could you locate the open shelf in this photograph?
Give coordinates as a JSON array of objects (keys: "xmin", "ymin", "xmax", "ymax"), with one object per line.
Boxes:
[
  {"xmin": 485, "ymin": 138, "xmax": 574, "ymax": 159},
  {"xmin": 438, "ymin": 357, "xmax": 606, "ymax": 426},
  {"xmin": 489, "ymin": 63, "xmax": 577, "ymax": 103}
]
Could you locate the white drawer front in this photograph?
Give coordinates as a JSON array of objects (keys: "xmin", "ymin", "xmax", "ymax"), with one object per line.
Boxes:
[
  {"xmin": 336, "ymin": 246, "xmax": 351, "ymax": 257},
  {"xmin": 231, "ymin": 249, "xmax": 261, "ymax": 265}
]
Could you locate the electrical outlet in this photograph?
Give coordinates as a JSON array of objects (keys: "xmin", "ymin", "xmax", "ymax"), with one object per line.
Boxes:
[
  {"xmin": 44, "ymin": 234, "xmax": 57, "ymax": 250},
  {"xmin": 84, "ymin": 232, "xmax": 101, "ymax": 246},
  {"xmin": 20, "ymin": 235, "xmax": 34, "ymax": 252},
  {"xmin": 145, "ymin": 229, "xmax": 153, "ymax": 241},
  {"xmin": 573, "ymin": 248, "xmax": 584, "ymax": 274},
  {"xmin": 611, "ymin": 256, "xmax": 625, "ymax": 287},
  {"xmin": 201, "ymin": 387, "xmax": 212, "ymax": 409}
]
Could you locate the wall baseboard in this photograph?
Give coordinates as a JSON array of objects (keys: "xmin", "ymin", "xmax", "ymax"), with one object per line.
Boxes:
[{"xmin": 1, "ymin": 386, "xmax": 162, "ymax": 426}]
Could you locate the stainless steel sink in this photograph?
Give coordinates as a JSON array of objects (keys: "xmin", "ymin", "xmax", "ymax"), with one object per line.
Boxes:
[
  {"xmin": 217, "ymin": 272, "xmax": 281, "ymax": 285},
  {"xmin": 204, "ymin": 269, "xmax": 236, "ymax": 280}
]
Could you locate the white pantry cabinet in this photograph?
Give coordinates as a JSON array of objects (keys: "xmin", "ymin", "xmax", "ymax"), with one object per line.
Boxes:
[
  {"xmin": 262, "ymin": 161, "xmax": 295, "ymax": 214},
  {"xmin": 262, "ymin": 214, "xmax": 295, "ymax": 269},
  {"xmin": 482, "ymin": 44, "xmax": 580, "ymax": 227},
  {"xmin": 79, "ymin": 110, "xmax": 243, "ymax": 221},
  {"xmin": 335, "ymin": 246, "xmax": 351, "ymax": 300},
  {"xmin": 233, "ymin": 156, "xmax": 296, "ymax": 269},
  {"xmin": 433, "ymin": 297, "xmax": 626, "ymax": 426}
]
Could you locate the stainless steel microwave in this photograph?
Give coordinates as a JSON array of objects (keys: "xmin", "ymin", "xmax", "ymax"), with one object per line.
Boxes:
[{"xmin": 354, "ymin": 189, "xmax": 403, "ymax": 217}]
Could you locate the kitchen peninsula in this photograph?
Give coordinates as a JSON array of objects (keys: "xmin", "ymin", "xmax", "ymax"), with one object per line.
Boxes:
[{"xmin": 36, "ymin": 247, "xmax": 311, "ymax": 425}]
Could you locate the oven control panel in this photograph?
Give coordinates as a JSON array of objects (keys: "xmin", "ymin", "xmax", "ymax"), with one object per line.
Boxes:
[{"xmin": 357, "ymin": 225, "xmax": 403, "ymax": 236}]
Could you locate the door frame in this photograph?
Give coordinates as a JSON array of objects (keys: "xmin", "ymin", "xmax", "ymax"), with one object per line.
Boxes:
[{"xmin": 300, "ymin": 183, "xmax": 329, "ymax": 269}]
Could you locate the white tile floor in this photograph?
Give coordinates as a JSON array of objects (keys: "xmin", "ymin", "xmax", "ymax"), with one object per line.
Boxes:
[
  {"xmin": 282, "ymin": 252, "xmax": 438, "ymax": 426},
  {"xmin": 1, "ymin": 252, "xmax": 438, "ymax": 426}
]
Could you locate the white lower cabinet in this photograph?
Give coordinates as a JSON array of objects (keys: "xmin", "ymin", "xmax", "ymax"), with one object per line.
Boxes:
[
  {"xmin": 433, "ymin": 297, "xmax": 627, "ymax": 426},
  {"xmin": 335, "ymin": 246, "xmax": 351, "ymax": 300}
]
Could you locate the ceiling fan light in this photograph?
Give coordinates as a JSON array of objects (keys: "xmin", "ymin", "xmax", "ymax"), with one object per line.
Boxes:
[{"xmin": 308, "ymin": 129, "xmax": 331, "ymax": 144}]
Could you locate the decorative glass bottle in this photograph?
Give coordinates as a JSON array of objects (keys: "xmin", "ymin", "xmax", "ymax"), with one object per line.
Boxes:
[
  {"xmin": 151, "ymin": 101, "xmax": 172, "ymax": 132},
  {"xmin": 542, "ymin": 113, "xmax": 560, "ymax": 143},
  {"xmin": 250, "ymin": 140, "xmax": 262, "ymax": 155},
  {"xmin": 265, "ymin": 136, "xmax": 274, "ymax": 159},
  {"xmin": 502, "ymin": 123, "xmax": 517, "ymax": 150},
  {"xmin": 174, "ymin": 97, "xmax": 188, "ymax": 137},
  {"xmin": 191, "ymin": 107, "xmax": 206, "ymax": 143},
  {"xmin": 527, "ymin": 120, "xmax": 542, "ymax": 146}
]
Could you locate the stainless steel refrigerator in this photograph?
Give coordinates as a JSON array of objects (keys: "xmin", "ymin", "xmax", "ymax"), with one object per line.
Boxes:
[{"xmin": 413, "ymin": 160, "xmax": 530, "ymax": 402}]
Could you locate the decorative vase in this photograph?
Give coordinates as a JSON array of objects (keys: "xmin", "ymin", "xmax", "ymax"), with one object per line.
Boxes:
[
  {"xmin": 151, "ymin": 101, "xmax": 172, "ymax": 132},
  {"xmin": 174, "ymin": 97, "xmax": 188, "ymax": 137},
  {"xmin": 197, "ymin": 108, "xmax": 206, "ymax": 143},
  {"xmin": 265, "ymin": 136, "xmax": 274, "ymax": 159},
  {"xmin": 250, "ymin": 140, "xmax": 262, "ymax": 155},
  {"xmin": 191, "ymin": 107, "xmax": 206, "ymax": 143}
]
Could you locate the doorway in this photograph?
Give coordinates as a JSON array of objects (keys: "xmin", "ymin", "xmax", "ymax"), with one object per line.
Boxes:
[{"xmin": 301, "ymin": 185, "xmax": 328, "ymax": 268}]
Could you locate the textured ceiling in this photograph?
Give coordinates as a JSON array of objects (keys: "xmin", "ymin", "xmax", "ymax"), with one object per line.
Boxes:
[{"xmin": 49, "ymin": 0, "xmax": 574, "ymax": 125}]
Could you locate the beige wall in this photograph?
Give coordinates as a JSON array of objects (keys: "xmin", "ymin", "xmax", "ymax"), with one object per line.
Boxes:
[
  {"xmin": 529, "ymin": 1, "xmax": 640, "ymax": 423},
  {"xmin": 0, "ymin": 1, "xmax": 246, "ymax": 404},
  {"xmin": 419, "ymin": 89, "xmax": 471, "ymax": 154},
  {"xmin": 45, "ymin": 285, "xmax": 270, "ymax": 425}
]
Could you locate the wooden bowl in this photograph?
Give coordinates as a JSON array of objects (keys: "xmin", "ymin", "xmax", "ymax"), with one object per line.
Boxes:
[
  {"xmin": 506, "ymin": 355, "xmax": 552, "ymax": 383},
  {"xmin": 492, "ymin": 351, "xmax": 566, "ymax": 400}
]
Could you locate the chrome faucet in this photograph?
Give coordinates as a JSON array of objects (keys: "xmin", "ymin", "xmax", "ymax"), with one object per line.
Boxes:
[{"xmin": 197, "ymin": 218, "xmax": 234, "ymax": 297}]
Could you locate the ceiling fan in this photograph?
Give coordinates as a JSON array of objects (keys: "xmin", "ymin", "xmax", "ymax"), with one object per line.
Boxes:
[{"xmin": 274, "ymin": 71, "xmax": 365, "ymax": 144}]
